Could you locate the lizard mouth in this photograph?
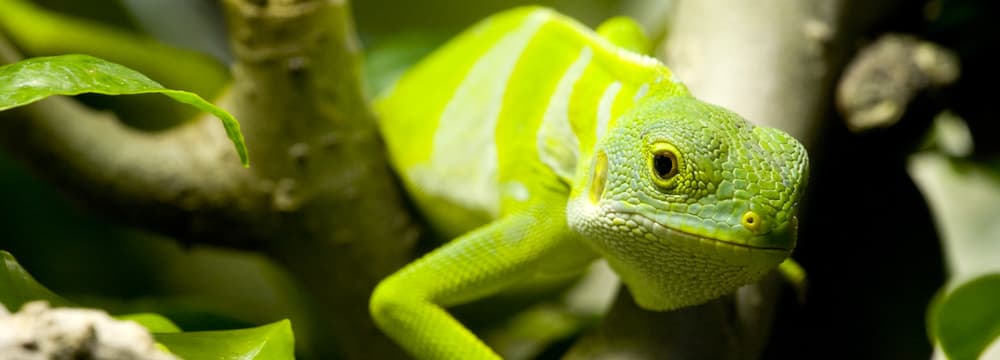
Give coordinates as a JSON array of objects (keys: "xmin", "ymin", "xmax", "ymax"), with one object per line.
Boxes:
[
  {"xmin": 576, "ymin": 206, "xmax": 793, "ymax": 310},
  {"xmin": 608, "ymin": 210, "xmax": 792, "ymax": 252}
]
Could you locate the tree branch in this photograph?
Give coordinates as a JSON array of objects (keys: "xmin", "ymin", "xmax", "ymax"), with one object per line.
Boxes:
[
  {"xmin": 566, "ymin": 275, "xmax": 781, "ymax": 359},
  {"xmin": 663, "ymin": 0, "xmax": 902, "ymax": 141},
  {"xmin": 220, "ymin": 0, "xmax": 417, "ymax": 358}
]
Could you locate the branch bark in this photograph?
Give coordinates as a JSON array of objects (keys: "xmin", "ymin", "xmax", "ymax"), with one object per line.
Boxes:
[
  {"xmin": 664, "ymin": 0, "xmax": 903, "ymax": 142},
  {"xmin": 566, "ymin": 275, "xmax": 782, "ymax": 360},
  {"xmin": 220, "ymin": 0, "xmax": 417, "ymax": 358}
]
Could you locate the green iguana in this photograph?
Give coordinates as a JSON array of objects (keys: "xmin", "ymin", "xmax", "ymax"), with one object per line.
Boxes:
[{"xmin": 369, "ymin": 7, "xmax": 809, "ymax": 359}]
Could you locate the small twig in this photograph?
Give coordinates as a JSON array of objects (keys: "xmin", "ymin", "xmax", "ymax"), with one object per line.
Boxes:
[{"xmin": 837, "ymin": 34, "xmax": 959, "ymax": 132}]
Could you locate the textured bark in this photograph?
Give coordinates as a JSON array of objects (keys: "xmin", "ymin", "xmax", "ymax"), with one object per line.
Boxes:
[
  {"xmin": 664, "ymin": 0, "xmax": 902, "ymax": 141},
  {"xmin": 219, "ymin": 1, "xmax": 420, "ymax": 358},
  {"xmin": 565, "ymin": 276, "xmax": 782, "ymax": 360}
]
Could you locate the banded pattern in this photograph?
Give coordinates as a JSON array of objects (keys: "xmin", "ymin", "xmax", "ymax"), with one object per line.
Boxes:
[
  {"xmin": 376, "ymin": 7, "xmax": 685, "ymax": 236},
  {"xmin": 371, "ymin": 7, "xmax": 809, "ymax": 359}
]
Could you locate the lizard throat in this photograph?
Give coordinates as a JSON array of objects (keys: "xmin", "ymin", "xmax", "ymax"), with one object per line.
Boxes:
[{"xmin": 576, "ymin": 206, "xmax": 791, "ymax": 310}]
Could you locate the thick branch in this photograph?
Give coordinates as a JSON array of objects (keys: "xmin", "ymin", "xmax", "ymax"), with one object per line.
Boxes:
[
  {"xmin": 664, "ymin": 0, "xmax": 902, "ymax": 141},
  {"xmin": 0, "ymin": 33, "xmax": 266, "ymax": 249},
  {"xmin": 221, "ymin": 0, "xmax": 417, "ymax": 358},
  {"xmin": 566, "ymin": 276, "xmax": 782, "ymax": 359}
]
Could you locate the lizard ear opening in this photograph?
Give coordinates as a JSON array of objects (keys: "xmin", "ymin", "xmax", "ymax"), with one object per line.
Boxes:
[{"xmin": 590, "ymin": 151, "xmax": 608, "ymax": 204}]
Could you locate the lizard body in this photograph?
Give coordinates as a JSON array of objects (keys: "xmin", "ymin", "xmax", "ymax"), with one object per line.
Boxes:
[{"xmin": 371, "ymin": 7, "xmax": 808, "ymax": 359}]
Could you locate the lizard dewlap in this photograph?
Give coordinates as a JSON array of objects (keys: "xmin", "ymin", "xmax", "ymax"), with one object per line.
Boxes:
[{"xmin": 371, "ymin": 6, "xmax": 808, "ymax": 359}]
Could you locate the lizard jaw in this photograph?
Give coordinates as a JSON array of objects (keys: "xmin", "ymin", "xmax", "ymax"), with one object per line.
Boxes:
[{"xmin": 568, "ymin": 201, "xmax": 789, "ymax": 310}]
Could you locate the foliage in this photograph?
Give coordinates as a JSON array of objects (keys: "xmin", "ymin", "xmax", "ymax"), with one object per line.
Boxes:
[
  {"xmin": 0, "ymin": 54, "xmax": 248, "ymax": 166},
  {"xmin": 928, "ymin": 274, "xmax": 1000, "ymax": 360},
  {"xmin": 910, "ymin": 138, "xmax": 1000, "ymax": 359}
]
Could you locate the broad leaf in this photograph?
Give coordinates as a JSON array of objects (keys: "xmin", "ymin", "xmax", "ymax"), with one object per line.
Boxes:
[
  {"xmin": 0, "ymin": 250, "xmax": 73, "ymax": 309},
  {"xmin": 0, "ymin": 54, "xmax": 248, "ymax": 166},
  {"xmin": 155, "ymin": 320, "xmax": 295, "ymax": 360},
  {"xmin": 909, "ymin": 124, "xmax": 1000, "ymax": 359},
  {"xmin": 927, "ymin": 274, "xmax": 1000, "ymax": 360},
  {"xmin": 118, "ymin": 312, "xmax": 183, "ymax": 333}
]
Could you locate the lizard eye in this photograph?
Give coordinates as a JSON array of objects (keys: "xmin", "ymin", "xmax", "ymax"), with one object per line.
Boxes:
[
  {"xmin": 649, "ymin": 142, "xmax": 681, "ymax": 188},
  {"xmin": 653, "ymin": 151, "xmax": 677, "ymax": 179}
]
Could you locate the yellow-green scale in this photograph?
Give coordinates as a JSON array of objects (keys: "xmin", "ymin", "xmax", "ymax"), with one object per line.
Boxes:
[
  {"xmin": 377, "ymin": 7, "xmax": 686, "ymax": 236},
  {"xmin": 376, "ymin": 9, "xmax": 543, "ymax": 236}
]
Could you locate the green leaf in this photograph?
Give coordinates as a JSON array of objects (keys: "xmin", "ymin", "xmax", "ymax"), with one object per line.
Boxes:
[
  {"xmin": 117, "ymin": 312, "xmax": 182, "ymax": 333},
  {"xmin": 155, "ymin": 319, "xmax": 295, "ymax": 360},
  {"xmin": 0, "ymin": 250, "xmax": 74, "ymax": 310},
  {"xmin": 909, "ymin": 121, "xmax": 1000, "ymax": 359},
  {"xmin": 928, "ymin": 273, "xmax": 1000, "ymax": 360},
  {"xmin": 0, "ymin": 54, "xmax": 248, "ymax": 166}
]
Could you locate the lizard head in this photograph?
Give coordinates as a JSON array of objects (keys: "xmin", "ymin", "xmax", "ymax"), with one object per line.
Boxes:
[{"xmin": 567, "ymin": 94, "xmax": 808, "ymax": 310}]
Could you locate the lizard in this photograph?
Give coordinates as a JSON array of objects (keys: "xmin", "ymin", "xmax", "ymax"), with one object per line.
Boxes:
[{"xmin": 369, "ymin": 6, "xmax": 809, "ymax": 359}]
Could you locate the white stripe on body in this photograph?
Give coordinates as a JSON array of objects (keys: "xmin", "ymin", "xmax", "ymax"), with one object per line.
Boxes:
[
  {"xmin": 595, "ymin": 81, "xmax": 622, "ymax": 141},
  {"xmin": 537, "ymin": 46, "xmax": 594, "ymax": 182},
  {"xmin": 410, "ymin": 13, "xmax": 548, "ymax": 218},
  {"xmin": 633, "ymin": 83, "xmax": 649, "ymax": 103}
]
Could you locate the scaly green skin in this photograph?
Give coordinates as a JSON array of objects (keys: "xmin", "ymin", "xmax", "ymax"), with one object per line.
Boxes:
[{"xmin": 370, "ymin": 7, "xmax": 808, "ymax": 359}]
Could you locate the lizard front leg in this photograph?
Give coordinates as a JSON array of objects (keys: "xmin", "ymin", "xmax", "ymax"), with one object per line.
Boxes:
[{"xmin": 370, "ymin": 203, "xmax": 587, "ymax": 359}]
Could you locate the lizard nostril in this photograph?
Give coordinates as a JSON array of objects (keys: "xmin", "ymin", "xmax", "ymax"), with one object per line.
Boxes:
[{"xmin": 590, "ymin": 151, "xmax": 608, "ymax": 204}]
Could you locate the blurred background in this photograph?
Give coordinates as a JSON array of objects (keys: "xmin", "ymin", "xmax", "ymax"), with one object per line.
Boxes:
[{"xmin": 2, "ymin": 0, "xmax": 999, "ymax": 358}]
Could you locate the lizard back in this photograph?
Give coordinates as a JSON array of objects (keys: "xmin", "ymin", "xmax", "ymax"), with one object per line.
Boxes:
[{"xmin": 375, "ymin": 7, "xmax": 683, "ymax": 237}]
